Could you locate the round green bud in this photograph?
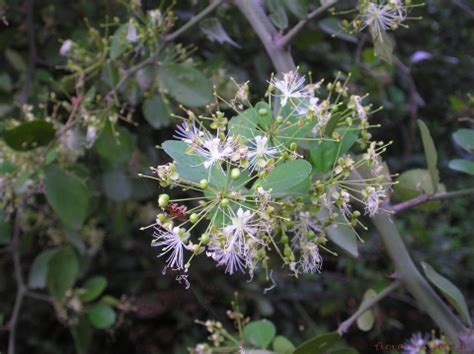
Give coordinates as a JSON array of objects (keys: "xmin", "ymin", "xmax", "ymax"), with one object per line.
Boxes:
[
  {"xmin": 283, "ymin": 245, "xmax": 292, "ymax": 257},
  {"xmin": 280, "ymin": 234, "xmax": 289, "ymax": 244},
  {"xmin": 192, "ymin": 244, "xmax": 200, "ymax": 253},
  {"xmin": 199, "ymin": 179, "xmax": 209, "ymax": 189},
  {"xmin": 189, "ymin": 213, "xmax": 199, "ymax": 224},
  {"xmin": 306, "ymin": 230, "xmax": 315, "ymax": 240},
  {"xmin": 231, "ymin": 168, "xmax": 241, "ymax": 180},
  {"xmin": 290, "ymin": 142, "xmax": 297, "ymax": 151},
  {"xmin": 157, "ymin": 213, "xmax": 167, "ymax": 223},
  {"xmin": 258, "ymin": 108, "xmax": 268, "ymax": 116},
  {"xmin": 158, "ymin": 194, "xmax": 170, "ymax": 208},
  {"xmin": 256, "ymin": 249, "xmax": 266, "ymax": 259},
  {"xmin": 276, "ymin": 115, "xmax": 284, "ymax": 124},
  {"xmin": 200, "ymin": 233, "xmax": 210, "ymax": 245},
  {"xmin": 352, "ymin": 210, "xmax": 361, "ymax": 218},
  {"xmin": 220, "ymin": 198, "xmax": 230, "ymax": 208}
]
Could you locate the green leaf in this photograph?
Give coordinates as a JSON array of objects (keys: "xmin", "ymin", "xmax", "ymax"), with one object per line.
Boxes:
[
  {"xmin": 449, "ymin": 159, "xmax": 474, "ymax": 176},
  {"xmin": 417, "ymin": 120, "xmax": 439, "ymax": 192},
  {"xmin": 452, "ymin": 129, "xmax": 474, "ymax": 153},
  {"xmin": 294, "ymin": 332, "xmax": 340, "ymax": 354},
  {"xmin": 273, "ymin": 335, "xmax": 296, "ymax": 354},
  {"xmin": 266, "ymin": 0, "xmax": 289, "ymax": 30},
  {"xmin": 372, "ymin": 30, "xmax": 394, "ymax": 64},
  {"xmin": 0, "ymin": 73, "xmax": 12, "ymax": 92},
  {"xmin": 319, "ymin": 18, "xmax": 358, "ymax": 43},
  {"xmin": 88, "ymin": 304, "xmax": 117, "ymax": 329},
  {"xmin": 395, "ymin": 169, "xmax": 446, "ymax": 211},
  {"xmin": 80, "ymin": 276, "xmax": 108, "ymax": 302},
  {"xmin": 162, "ymin": 140, "xmax": 226, "ymax": 188},
  {"xmin": 244, "ymin": 320, "xmax": 276, "ymax": 349},
  {"xmin": 28, "ymin": 248, "xmax": 59, "ymax": 289},
  {"xmin": 256, "ymin": 160, "xmax": 312, "ymax": 196},
  {"xmin": 109, "ymin": 25, "xmax": 129, "ymax": 60},
  {"xmin": 0, "ymin": 160, "xmax": 16, "ymax": 175},
  {"xmin": 44, "ymin": 165, "xmax": 91, "ymax": 229},
  {"xmin": 3, "ymin": 120, "xmax": 55, "ymax": 151},
  {"xmin": 143, "ymin": 94, "xmax": 171, "ymax": 129},
  {"xmin": 5, "ymin": 49, "xmax": 27, "ymax": 72},
  {"xmin": 356, "ymin": 289, "xmax": 377, "ymax": 332},
  {"xmin": 94, "ymin": 122, "xmax": 136, "ymax": 166},
  {"xmin": 71, "ymin": 315, "xmax": 92, "ymax": 354},
  {"xmin": 310, "ymin": 130, "xmax": 358, "ymax": 173},
  {"xmin": 228, "ymin": 108, "xmax": 260, "ymax": 140},
  {"xmin": 47, "ymin": 247, "xmax": 79, "ymax": 298},
  {"xmin": 421, "ymin": 262, "xmax": 472, "ymax": 326},
  {"xmin": 102, "ymin": 169, "xmax": 132, "ymax": 201},
  {"xmin": 284, "ymin": 0, "xmax": 308, "ymax": 19},
  {"xmin": 0, "ymin": 211, "xmax": 11, "ymax": 245},
  {"xmin": 323, "ymin": 211, "xmax": 359, "ymax": 257},
  {"xmin": 159, "ymin": 63, "xmax": 213, "ymax": 107}
]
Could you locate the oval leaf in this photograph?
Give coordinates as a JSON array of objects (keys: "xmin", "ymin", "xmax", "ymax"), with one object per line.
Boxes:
[
  {"xmin": 3, "ymin": 120, "xmax": 55, "ymax": 151},
  {"xmin": 44, "ymin": 165, "xmax": 91, "ymax": 229},
  {"xmin": 449, "ymin": 159, "xmax": 474, "ymax": 176},
  {"xmin": 80, "ymin": 276, "xmax": 108, "ymax": 303},
  {"xmin": 417, "ymin": 120, "xmax": 439, "ymax": 192},
  {"xmin": 244, "ymin": 320, "xmax": 276, "ymax": 349},
  {"xmin": 94, "ymin": 122, "xmax": 136, "ymax": 166},
  {"xmin": 257, "ymin": 160, "xmax": 312, "ymax": 196},
  {"xmin": 421, "ymin": 262, "xmax": 472, "ymax": 326},
  {"xmin": 47, "ymin": 247, "xmax": 79, "ymax": 298},
  {"xmin": 159, "ymin": 63, "xmax": 213, "ymax": 107},
  {"xmin": 143, "ymin": 94, "xmax": 171, "ymax": 129},
  {"xmin": 452, "ymin": 128, "xmax": 474, "ymax": 153},
  {"xmin": 88, "ymin": 304, "xmax": 116, "ymax": 329},
  {"xmin": 356, "ymin": 289, "xmax": 377, "ymax": 332},
  {"xmin": 294, "ymin": 332, "xmax": 340, "ymax": 354},
  {"xmin": 273, "ymin": 335, "xmax": 296, "ymax": 354},
  {"xmin": 28, "ymin": 248, "xmax": 59, "ymax": 289}
]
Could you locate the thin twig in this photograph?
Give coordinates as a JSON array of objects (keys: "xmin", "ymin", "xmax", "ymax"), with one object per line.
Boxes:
[
  {"xmin": 56, "ymin": 95, "xmax": 82, "ymax": 139},
  {"xmin": 8, "ymin": 203, "xmax": 26, "ymax": 354},
  {"xmin": 391, "ymin": 188, "xmax": 474, "ymax": 214},
  {"xmin": 17, "ymin": 0, "xmax": 37, "ymax": 104},
  {"xmin": 278, "ymin": 0, "xmax": 339, "ymax": 48},
  {"xmin": 163, "ymin": 0, "xmax": 226, "ymax": 42},
  {"xmin": 338, "ymin": 280, "xmax": 401, "ymax": 334}
]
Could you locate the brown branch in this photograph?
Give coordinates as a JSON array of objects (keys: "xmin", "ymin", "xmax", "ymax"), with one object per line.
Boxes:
[
  {"xmin": 17, "ymin": 0, "xmax": 37, "ymax": 105},
  {"xmin": 338, "ymin": 280, "xmax": 401, "ymax": 334},
  {"xmin": 163, "ymin": 0, "xmax": 226, "ymax": 42},
  {"xmin": 7, "ymin": 204, "xmax": 26, "ymax": 354},
  {"xmin": 278, "ymin": 0, "xmax": 339, "ymax": 48},
  {"xmin": 391, "ymin": 188, "xmax": 474, "ymax": 214}
]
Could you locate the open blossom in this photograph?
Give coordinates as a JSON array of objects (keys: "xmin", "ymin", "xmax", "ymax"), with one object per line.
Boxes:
[
  {"xmin": 270, "ymin": 71, "xmax": 311, "ymax": 106},
  {"xmin": 174, "ymin": 121, "xmax": 206, "ymax": 145},
  {"xmin": 364, "ymin": 186, "xmax": 386, "ymax": 217},
  {"xmin": 247, "ymin": 135, "xmax": 279, "ymax": 171},
  {"xmin": 194, "ymin": 137, "xmax": 236, "ymax": 169},
  {"xmin": 361, "ymin": 1, "xmax": 406, "ymax": 41},
  {"xmin": 224, "ymin": 208, "xmax": 259, "ymax": 241},
  {"xmin": 152, "ymin": 225, "xmax": 189, "ymax": 270},
  {"xmin": 207, "ymin": 238, "xmax": 246, "ymax": 275},
  {"xmin": 350, "ymin": 95, "xmax": 368, "ymax": 120},
  {"xmin": 59, "ymin": 39, "xmax": 73, "ymax": 56}
]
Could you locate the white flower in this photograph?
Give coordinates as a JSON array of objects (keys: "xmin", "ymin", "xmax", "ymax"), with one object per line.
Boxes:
[
  {"xmin": 127, "ymin": 20, "xmax": 138, "ymax": 43},
  {"xmin": 152, "ymin": 226, "xmax": 189, "ymax": 270},
  {"xmin": 174, "ymin": 121, "xmax": 205, "ymax": 145},
  {"xmin": 86, "ymin": 126, "xmax": 97, "ymax": 148},
  {"xmin": 299, "ymin": 242, "xmax": 323, "ymax": 274},
  {"xmin": 59, "ymin": 39, "xmax": 73, "ymax": 56},
  {"xmin": 247, "ymin": 135, "xmax": 279, "ymax": 171},
  {"xmin": 207, "ymin": 240, "xmax": 246, "ymax": 275},
  {"xmin": 350, "ymin": 95, "xmax": 368, "ymax": 120},
  {"xmin": 270, "ymin": 71, "xmax": 311, "ymax": 106},
  {"xmin": 364, "ymin": 186, "xmax": 386, "ymax": 217},
  {"xmin": 403, "ymin": 332, "xmax": 428, "ymax": 354},
  {"xmin": 194, "ymin": 137, "xmax": 235, "ymax": 169},
  {"xmin": 224, "ymin": 208, "xmax": 258, "ymax": 240},
  {"xmin": 361, "ymin": 2, "xmax": 405, "ymax": 41},
  {"xmin": 148, "ymin": 9, "xmax": 162, "ymax": 26}
]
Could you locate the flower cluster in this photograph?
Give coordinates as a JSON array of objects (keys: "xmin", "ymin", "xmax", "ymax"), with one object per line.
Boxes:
[{"xmin": 141, "ymin": 71, "xmax": 393, "ymax": 282}]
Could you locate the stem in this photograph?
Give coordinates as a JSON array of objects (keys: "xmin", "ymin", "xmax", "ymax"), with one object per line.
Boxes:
[
  {"xmin": 371, "ymin": 211, "xmax": 467, "ymax": 342},
  {"xmin": 391, "ymin": 188, "xmax": 474, "ymax": 213},
  {"xmin": 8, "ymin": 204, "xmax": 26, "ymax": 354},
  {"xmin": 163, "ymin": 0, "xmax": 226, "ymax": 42},
  {"xmin": 278, "ymin": 0, "xmax": 339, "ymax": 48},
  {"xmin": 338, "ymin": 280, "xmax": 401, "ymax": 334},
  {"xmin": 234, "ymin": 0, "xmax": 295, "ymax": 73}
]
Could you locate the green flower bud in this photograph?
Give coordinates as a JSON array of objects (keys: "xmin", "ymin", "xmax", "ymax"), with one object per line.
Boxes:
[
  {"xmin": 189, "ymin": 213, "xmax": 199, "ymax": 224},
  {"xmin": 200, "ymin": 233, "xmax": 210, "ymax": 245},
  {"xmin": 290, "ymin": 142, "xmax": 297, "ymax": 151},
  {"xmin": 231, "ymin": 168, "xmax": 241, "ymax": 180},
  {"xmin": 157, "ymin": 213, "xmax": 167, "ymax": 223},
  {"xmin": 158, "ymin": 194, "xmax": 170, "ymax": 208},
  {"xmin": 280, "ymin": 234, "xmax": 289, "ymax": 244},
  {"xmin": 200, "ymin": 179, "xmax": 209, "ymax": 189},
  {"xmin": 283, "ymin": 245, "xmax": 292, "ymax": 257},
  {"xmin": 220, "ymin": 198, "xmax": 230, "ymax": 208},
  {"xmin": 276, "ymin": 115, "xmax": 284, "ymax": 124},
  {"xmin": 258, "ymin": 108, "xmax": 268, "ymax": 116}
]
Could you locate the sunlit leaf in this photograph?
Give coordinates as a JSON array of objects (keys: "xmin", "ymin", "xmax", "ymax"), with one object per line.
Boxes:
[{"xmin": 256, "ymin": 160, "xmax": 312, "ymax": 196}]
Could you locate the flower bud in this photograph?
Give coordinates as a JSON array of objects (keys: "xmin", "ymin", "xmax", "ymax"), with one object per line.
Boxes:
[
  {"xmin": 189, "ymin": 213, "xmax": 199, "ymax": 224},
  {"xmin": 220, "ymin": 198, "xmax": 230, "ymax": 208},
  {"xmin": 200, "ymin": 179, "xmax": 209, "ymax": 189},
  {"xmin": 231, "ymin": 168, "xmax": 241, "ymax": 180},
  {"xmin": 158, "ymin": 194, "xmax": 170, "ymax": 208}
]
